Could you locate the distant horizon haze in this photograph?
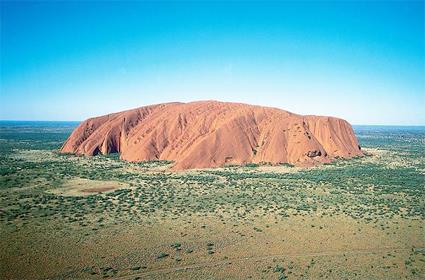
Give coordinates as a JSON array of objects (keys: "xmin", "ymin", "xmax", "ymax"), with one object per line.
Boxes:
[{"xmin": 0, "ymin": 99, "xmax": 425, "ymax": 126}]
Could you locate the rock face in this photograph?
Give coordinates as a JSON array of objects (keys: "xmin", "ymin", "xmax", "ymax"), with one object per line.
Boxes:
[{"xmin": 61, "ymin": 101, "xmax": 363, "ymax": 170}]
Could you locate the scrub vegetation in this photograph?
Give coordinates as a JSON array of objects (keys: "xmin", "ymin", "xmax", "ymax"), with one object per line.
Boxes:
[{"xmin": 0, "ymin": 123, "xmax": 424, "ymax": 279}]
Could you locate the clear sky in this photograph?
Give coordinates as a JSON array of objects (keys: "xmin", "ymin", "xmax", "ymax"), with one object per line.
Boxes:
[{"xmin": 1, "ymin": 1, "xmax": 424, "ymax": 125}]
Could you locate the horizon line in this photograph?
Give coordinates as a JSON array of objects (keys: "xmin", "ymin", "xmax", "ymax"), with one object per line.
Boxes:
[{"xmin": 0, "ymin": 119, "xmax": 424, "ymax": 127}]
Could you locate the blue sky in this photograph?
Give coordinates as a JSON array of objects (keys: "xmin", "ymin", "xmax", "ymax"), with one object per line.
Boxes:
[{"xmin": 1, "ymin": 1, "xmax": 424, "ymax": 124}]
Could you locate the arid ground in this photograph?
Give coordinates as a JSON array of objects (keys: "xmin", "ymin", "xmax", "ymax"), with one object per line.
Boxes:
[{"xmin": 0, "ymin": 123, "xmax": 424, "ymax": 279}]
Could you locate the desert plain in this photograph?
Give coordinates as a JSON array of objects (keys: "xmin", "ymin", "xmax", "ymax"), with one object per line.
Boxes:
[{"xmin": 0, "ymin": 123, "xmax": 424, "ymax": 279}]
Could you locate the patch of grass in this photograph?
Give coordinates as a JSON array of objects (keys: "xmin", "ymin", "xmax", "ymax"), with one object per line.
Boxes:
[{"xmin": 156, "ymin": 252, "xmax": 169, "ymax": 259}]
